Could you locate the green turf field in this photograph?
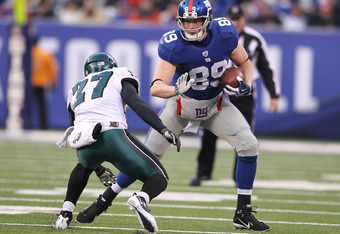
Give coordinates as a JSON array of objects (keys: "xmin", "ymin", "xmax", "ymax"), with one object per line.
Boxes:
[{"xmin": 0, "ymin": 138, "xmax": 340, "ymax": 233}]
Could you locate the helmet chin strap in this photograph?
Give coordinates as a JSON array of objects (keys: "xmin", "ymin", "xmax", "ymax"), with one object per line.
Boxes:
[{"xmin": 184, "ymin": 29, "xmax": 206, "ymax": 41}]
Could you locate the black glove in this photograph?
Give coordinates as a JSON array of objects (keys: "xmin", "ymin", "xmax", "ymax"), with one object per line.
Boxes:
[{"xmin": 161, "ymin": 128, "xmax": 181, "ymax": 152}]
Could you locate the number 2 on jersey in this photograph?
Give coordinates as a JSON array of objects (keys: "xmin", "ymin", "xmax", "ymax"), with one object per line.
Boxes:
[{"xmin": 72, "ymin": 71, "xmax": 113, "ymax": 108}]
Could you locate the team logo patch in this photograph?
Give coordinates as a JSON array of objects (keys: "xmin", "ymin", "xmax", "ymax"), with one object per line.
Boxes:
[
  {"xmin": 195, "ymin": 107, "xmax": 208, "ymax": 118},
  {"xmin": 202, "ymin": 51, "xmax": 209, "ymax": 57}
]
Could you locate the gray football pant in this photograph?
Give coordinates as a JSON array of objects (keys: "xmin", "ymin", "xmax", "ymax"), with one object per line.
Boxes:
[{"xmin": 145, "ymin": 96, "xmax": 259, "ymax": 159}]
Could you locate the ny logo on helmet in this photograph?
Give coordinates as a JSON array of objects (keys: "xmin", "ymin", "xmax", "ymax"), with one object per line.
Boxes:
[{"xmin": 203, "ymin": 0, "xmax": 212, "ymax": 11}]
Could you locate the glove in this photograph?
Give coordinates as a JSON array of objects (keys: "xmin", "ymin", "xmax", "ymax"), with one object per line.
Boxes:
[
  {"xmin": 174, "ymin": 73, "xmax": 195, "ymax": 95},
  {"xmin": 225, "ymin": 76, "xmax": 251, "ymax": 97},
  {"xmin": 161, "ymin": 128, "xmax": 181, "ymax": 152},
  {"xmin": 97, "ymin": 167, "xmax": 117, "ymax": 187}
]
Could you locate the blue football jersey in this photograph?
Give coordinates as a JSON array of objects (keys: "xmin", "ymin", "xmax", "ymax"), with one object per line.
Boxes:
[{"xmin": 158, "ymin": 17, "xmax": 239, "ymax": 100}]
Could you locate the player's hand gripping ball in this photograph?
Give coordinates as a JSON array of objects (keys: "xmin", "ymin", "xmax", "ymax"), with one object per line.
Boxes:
[{"xmin": 219, "ymin": 67, "xmax": 244, "ymax": 88}]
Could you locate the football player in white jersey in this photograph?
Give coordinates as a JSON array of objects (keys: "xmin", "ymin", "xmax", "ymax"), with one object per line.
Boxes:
[
  {"xmin": 78, "ymin": 0, "xmax": 270, "ymax": 232},
  {"xmin": 53, "ymin": 52, "xmax": 180, "ymax": 233}
]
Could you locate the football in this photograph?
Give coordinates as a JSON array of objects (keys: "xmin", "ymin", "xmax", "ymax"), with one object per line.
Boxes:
[{"xmin": 219, "ymin": 67, "xmax": 244, "ymax": 88}]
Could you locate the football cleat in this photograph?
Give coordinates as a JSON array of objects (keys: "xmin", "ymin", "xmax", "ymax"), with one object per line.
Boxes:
[
  {"xmin": 75, "ymin": 195, "xmax": 111, "ymax": 223},
  {"xmin": 52, "ymin": 210, "xmax": 73, "ymax": 229},
  {"xmin": 233, "ymin": 204, "xmax": 270, "ymax": 232},
  {"xmin": 127, "ymin": 193, "xmax": 158, "ymax": 233},
  {"xmin": 189, "ymin": 175, "xmax": 211, "ymax": 186}
]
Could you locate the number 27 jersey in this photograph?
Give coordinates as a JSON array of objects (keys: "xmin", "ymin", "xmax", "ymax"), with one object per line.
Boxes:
[
  {"xmin": 158, "ymin": 17, "xmax": 239, "ymax": 100},
  {"xmin": 67, "ymin": 67, "xmax": 139, "ymax": 128}
]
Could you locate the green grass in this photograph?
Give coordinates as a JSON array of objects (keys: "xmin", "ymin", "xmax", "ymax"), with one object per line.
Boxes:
[{"xmin": 0, "ymin": 138, "xmax": 340, "ymax": 233}]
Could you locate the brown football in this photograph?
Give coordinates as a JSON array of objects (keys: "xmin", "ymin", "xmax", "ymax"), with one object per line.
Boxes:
[{"xmin": 219, "ymin": 67, "xmax": 244, "ymax": 88}]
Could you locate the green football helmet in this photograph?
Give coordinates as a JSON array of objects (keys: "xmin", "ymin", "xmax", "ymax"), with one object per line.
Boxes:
[{"xmin": 84, "ymin": 52, "xmax": 118, "ymax": 76}]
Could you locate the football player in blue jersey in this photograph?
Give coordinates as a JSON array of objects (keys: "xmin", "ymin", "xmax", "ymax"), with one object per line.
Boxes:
[{"xmin": 78, "ymin": 0, "xmax": 270, "ymax": 231}]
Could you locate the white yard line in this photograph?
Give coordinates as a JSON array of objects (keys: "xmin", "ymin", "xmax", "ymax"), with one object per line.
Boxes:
[
  {"xmin": 0, "ymin": 130, "xmax": 339, "ymax": 155},
  {"xmin": 0, "ymin": 223, "xmax": 233, "ymax": 234}
]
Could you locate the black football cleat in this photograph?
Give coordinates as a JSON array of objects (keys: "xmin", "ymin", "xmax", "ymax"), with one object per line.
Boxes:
[
  {"xmin": 75, "ymin": 195, "xmax": 111, "ymax": 223},
  {"xmin": 233, "ymin": 204, "xmax": 270, "ymax": 232}
]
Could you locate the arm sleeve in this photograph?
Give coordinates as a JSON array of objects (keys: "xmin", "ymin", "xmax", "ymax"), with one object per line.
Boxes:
[
  {"xmin": 121, "ymin": 79, "xmax": 166, "ymax": 133},
  {"xmin": 68, "ymin": 104, "xmax": 75, "ymax": 126},
  {"xmin": 256, "ymin": 44, "xmax": 280, "ymax": 98}
]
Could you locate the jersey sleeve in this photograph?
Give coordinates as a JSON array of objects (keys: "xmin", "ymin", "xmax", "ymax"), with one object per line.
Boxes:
[
  {"xmin": 66, "ymin": 88, "xmax": 74, "ymax": 111},
  {"xmin": 115, "ymin": 67, "xmax": 140, "ymax": 94},
  {"xmin": 158, "ymin": 30, "xmax": 182, "ymax": 65},
  {"xmin": 214, "ymin": 18, "xmax": 239, "ymax": 50},
  {"xmin": 158, "ymin": 37, "xmax": 172, "ymax": 63}
]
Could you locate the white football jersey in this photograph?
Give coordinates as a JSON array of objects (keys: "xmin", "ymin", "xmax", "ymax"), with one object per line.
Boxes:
[{"xmin": 67, "ymin": 67, "xmax": 139, "ymax": 129}]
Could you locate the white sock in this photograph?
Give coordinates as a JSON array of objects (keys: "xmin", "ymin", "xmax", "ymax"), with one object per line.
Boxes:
[
  {"xmin": 111, "ymin": 182, "xmax": 124, "ymax": 193},
  {"xmin": 62, "ymin": 201, "xmax": 75, "ymax": 212},
  {"xmin": 137, "ymin": 191, "xmax": 150, "ymax": 205},
  {"xmin": 237, "ymin": 188, "xmax": 252, "ymax": 196}
]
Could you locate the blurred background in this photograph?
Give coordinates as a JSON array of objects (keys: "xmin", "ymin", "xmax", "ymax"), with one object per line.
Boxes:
[{"xmin": 0, "ymin": 0, "xmax": 340, "ymax": 140}]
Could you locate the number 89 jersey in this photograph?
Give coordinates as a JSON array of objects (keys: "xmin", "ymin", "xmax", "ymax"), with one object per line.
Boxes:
[
  {"xmin": 67, "ymin": 67, "xmax": 139, "ymax": 128},
  {"xmin": 159, "ymin": 17, "xmax": 239, "ymax": 100}
]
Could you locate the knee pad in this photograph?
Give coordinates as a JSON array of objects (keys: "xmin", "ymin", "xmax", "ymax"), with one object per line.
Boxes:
[{"xmin": 235, "ymin": 129, "xmax": 259, "ymax": 156}]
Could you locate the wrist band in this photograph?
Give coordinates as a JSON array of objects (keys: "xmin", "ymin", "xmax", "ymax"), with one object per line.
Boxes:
[
  {"xmin": 235, "ymin": 57, "xmax": 249, "ymax": 67},
  {"xmin": 150, "ymin": 79, "xmax": 163, "ymax": 88}
]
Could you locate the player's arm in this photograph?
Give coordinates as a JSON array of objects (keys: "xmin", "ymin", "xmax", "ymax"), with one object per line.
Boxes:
[
  {"xmin": 229, "ymin": 42, "xmax": 253, "ymax": 87},
  {"xmin": 150, "ymin": 59, "xmax": 194, "ymax": 98},
  {"xmin": 67, "ymin": 104, "xmax": 75, "ymax": 126},
  {"xmin": 149, "ymin": 59, "xmax": 177, "ymax": 98},
  {"xmin": 121, "ymin": 79, "xmax": 166, "ymax": 133},
  {"xmin": 121, "ymin": 79, "xmax": 181, "ymax": 151}
]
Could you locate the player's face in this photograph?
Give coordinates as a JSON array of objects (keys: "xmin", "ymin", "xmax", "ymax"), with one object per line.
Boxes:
[{"xmin": 182, "ymin": 18, "xmax": 205, "ymax": 35}]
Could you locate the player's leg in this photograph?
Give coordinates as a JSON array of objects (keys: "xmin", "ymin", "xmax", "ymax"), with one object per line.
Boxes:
[
  {"xmin": 107, "ymin": 97, "xmax": 188, "ymax": 199},
  {"xmin": 145, "ymin": 97, "xmax": 188, "ymax": 157},
  {"xmin": 76, "ymin": 129, "xmax": 169, "ymax": 232},
  {"xmin": 230, "ymin": 95, "xmax": 255, "ymax": 183},
  {"xmin": 203, "ymin": 99, "xmax": 270, "ymax": 231},
  {"xmin": 53, "ymin": 163, "xmax": 93, "ymax": 229},
  {"xmin": 190, "ymin": 128, "xmax": 217, "ymax": 186}
]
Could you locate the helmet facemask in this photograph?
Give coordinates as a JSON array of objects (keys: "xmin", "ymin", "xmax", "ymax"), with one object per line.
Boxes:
[
  {"xmin": 177, "ymin": 16, "xmax": 210, "ymax": 41},
  {"xmin": 85, "ymin": 61, "xmax": 114, "ymax": 76}
]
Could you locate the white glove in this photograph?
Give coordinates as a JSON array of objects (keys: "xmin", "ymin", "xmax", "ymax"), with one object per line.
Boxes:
[{"xmin": 174, "ymin": 73, "xmax": 195, "ymax": 95}]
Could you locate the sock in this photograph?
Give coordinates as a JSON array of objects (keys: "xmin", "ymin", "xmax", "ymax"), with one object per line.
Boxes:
[
  {"xmin": 102, "ymin": 186, "xmax": 117, "ymax": 204},
  {"xmin": 237, "ymin": 194, "xmax": 251, "ymax": 209},
  {"xmin": 141, "ymin": 174, "xmax": 167, "ymax": 201},
  {"xmin": 111, "ymin": 182, "xmax": 124, "ymax": 193},
  {"xmin": 65, "ymin": 163, "xmax": 93, "ymax": 205},
  {"xmin": 235, "ymin": 155, "xmax": 257, "ymax": 189},
  {"xmin": 137, "ymin": 191, "xmax": 150, "ymax": 205},
  {"xmin": 116, "ymin": 172, "xmax": 137, "ymax": 188},
  {"xmin": 62, "ymin": 201, "xmax": 75, "ymax": 212}
]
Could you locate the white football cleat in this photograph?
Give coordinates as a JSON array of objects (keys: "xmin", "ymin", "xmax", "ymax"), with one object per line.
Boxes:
[
  {"xmin": 52, "ymin": 211, "xmax": 73, "ymax": 229},
  {"xmin": 127, "ymin": 194, "xmax": 158, "ymax": 233}
]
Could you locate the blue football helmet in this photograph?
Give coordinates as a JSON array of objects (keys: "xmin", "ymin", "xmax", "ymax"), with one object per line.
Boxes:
[
  {"xmin": 84, "ymin": 52, "xmax": 118, "ymax": 76},
  {"xmin": 176, "ymin": 0, "xmax": 213, "ymax": 41}
]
